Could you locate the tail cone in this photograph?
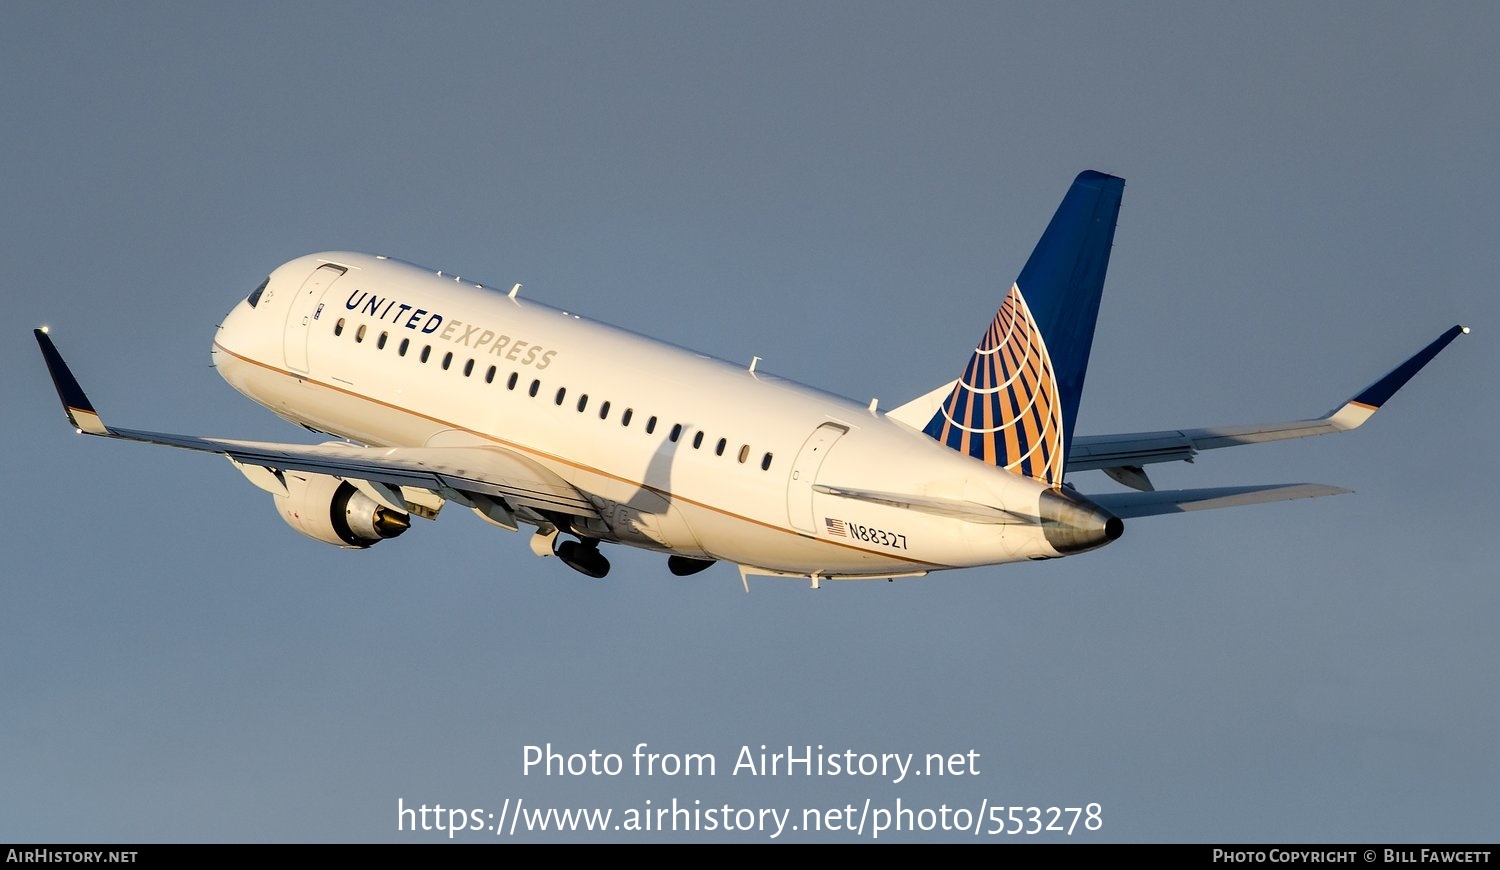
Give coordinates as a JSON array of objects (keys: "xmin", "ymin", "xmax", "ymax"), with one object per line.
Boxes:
[{"xmin": 1040, "ymin": 488, "xmax": 1123, "ymax": 554}]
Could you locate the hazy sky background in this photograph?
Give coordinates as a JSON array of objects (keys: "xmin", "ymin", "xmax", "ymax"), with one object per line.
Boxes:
[{"xmin": 3, "ymin": 2, "xmax": 1495, "ymax": 843}]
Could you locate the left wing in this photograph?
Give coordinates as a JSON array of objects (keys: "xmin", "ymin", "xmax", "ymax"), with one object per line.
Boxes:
[
  {"xmin": 1066, "ymin": 325, "xmax": 1468, "ymax": 490},
  {"xmin": 34, "ymin": 328, "xmax": 598, "ymax": 520}
]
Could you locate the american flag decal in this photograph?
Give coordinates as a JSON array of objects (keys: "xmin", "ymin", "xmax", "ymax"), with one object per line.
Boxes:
[
  {"xmin": 824, "ymin": 518, "xmax": 846, "ymax": 537},
  {"xmin": 922, "ymin": 282, "xmax": 1064, "ymax": 487}
]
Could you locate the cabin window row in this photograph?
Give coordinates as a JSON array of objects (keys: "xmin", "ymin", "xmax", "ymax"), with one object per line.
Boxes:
[{"xmin": 333, "ymin": 317, "xmax": 774, "ymax": 471}]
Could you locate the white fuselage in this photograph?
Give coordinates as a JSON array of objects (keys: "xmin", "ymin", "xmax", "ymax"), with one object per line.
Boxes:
[{"xmin": 211, "ymin": 252, "xmax": 1080, "ymax": 578}]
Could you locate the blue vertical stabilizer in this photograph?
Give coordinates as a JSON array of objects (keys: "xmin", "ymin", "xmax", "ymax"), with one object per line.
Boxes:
[{"xmin": 922, "ymin": 171, "xmax": 1124, "ymax": 485}]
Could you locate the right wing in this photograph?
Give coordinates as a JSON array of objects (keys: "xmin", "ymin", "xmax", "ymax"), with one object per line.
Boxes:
[
  {"xmin": 1065, "ymin": 325, "xmax": 1469, "ymax": 489},
  {"xmin": 34, "ymin": 328, "xmax": 598, "ymax": 521}
]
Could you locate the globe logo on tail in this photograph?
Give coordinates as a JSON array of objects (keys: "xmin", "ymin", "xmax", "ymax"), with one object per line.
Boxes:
[{"xmin": 923, "ymin": 282, "xmax": 1064, "ymax": 487}]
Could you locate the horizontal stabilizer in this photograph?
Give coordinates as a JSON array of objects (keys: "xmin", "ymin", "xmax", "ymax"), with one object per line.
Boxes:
[
  {"xmin": 813, "ymin": 484, "xmax": 1037, "ymax": 525},
  {"xmin": 1088, "ymin": 483, "xmax": 1350, "ymax": 518}
]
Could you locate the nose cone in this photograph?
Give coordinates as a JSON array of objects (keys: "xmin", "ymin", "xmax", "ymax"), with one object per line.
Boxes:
[
  {"xmin": 217, "ymin": 295, "xmax": 254, "ymax": 346},
  {"xmin": 212, "ymin": 291, "xmax": 270, "ymax": 396},
  {"xmin": 1039, "ymin": 488, "xmax": 1124, "ymax": 555}
]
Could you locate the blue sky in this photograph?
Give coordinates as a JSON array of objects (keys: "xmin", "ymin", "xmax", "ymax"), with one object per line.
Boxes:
[{"xmin": 3, "ymin": 2, "xmax": 1495, "ymax": 842}]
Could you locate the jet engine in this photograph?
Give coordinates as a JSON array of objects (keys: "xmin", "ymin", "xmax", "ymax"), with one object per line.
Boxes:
[{"xmin": 273, "ymin": 473, "xmax": 410, "ymax": 548}]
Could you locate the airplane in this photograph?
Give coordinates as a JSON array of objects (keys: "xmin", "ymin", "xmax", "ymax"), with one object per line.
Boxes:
[{"xmin": 35, "ymin": 170, "xmax": 1467, "ymax": 588}]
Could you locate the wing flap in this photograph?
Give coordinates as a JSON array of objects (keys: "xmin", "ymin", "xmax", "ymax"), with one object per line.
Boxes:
[{"xmin": 113, "ymin": 426, "xmax": 599, "ymax": 517}]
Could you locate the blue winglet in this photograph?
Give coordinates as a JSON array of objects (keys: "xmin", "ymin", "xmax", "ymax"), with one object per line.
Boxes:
[
  {"xmin": 35, "ymin": 328, "xmax": 109, "ymax": 434},
  {"xmin": 1351, "ymin": 325, "xmax": 1468, "ymax": 409}
]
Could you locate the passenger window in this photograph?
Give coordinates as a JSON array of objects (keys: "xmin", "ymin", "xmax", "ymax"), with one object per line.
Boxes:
[
  {"xmin": 529, "ymin": 379, "xmax": 540, "ymax": 397},
  {"xmin": 485, "ymin": 365, "xmax": 496, "ymax": 383},
  {"xmin": 692, "ymin": 432, "xmax": 704, "ymax": 449},
  {"xmin": 646, "ymin": 416, "xmax": 657, "ymax": 434},
  {"xmin": 761, "ymin": 452, "xmax": 773, "ymax": 471},
  {"xmin": 420, "ymin": 346, "xmax": 431, "ymax": 363},
  {"xmin": 715, "ymin": 438, "xmax": 726, "ymax": 456},
  {"xmin": 577, "ymin": 394, "xmax": 588, "ymax": 412},
  {"xmin": 399, "ymin": 338, "xmax": 410, "ymax": 357},
  {"xmin": 555, "ymin": 387, "xmax": 566, "ymax": 405},
  {"xmin": 738, "ymin": 445, "xmax": 749, "ymax": 463},
  {"xmin": 377, "ymin": 331, "xmax": 388, "ymax": 350},
  {"xmin": 334, "ymin": 318, "xmax": 345, "ymax": 336},
  {"xmin": 463, "ymin": 359, "xmax": 474, "ymax": 377},
  {"xmin": 355, "ymin": 324, "xmax": 366, "ymax": 343},
  {"xmin": 621, "ymin": 408, "xmax": 633, "ymax": 427},
  {"xmin": 442, "ymin": 352, "xmax": 453, "ymax": 370},
  {"xmin": 509, "ymin": 372, "xmax": 520, "ymax": 390},
  {"xmin": 669, "ymin": 424, "xmax": 682, "ymax": 443},
  {"xmin": 599, "ymin": 401, "xmax": 611, "ymax": 420}
]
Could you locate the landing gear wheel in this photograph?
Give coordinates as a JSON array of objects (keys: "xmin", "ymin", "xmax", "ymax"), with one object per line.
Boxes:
[
  {"xmin": 667, "ymin": 556, "xmax": 716, "ymax": 576},
  {"xmin": 556, "ymin": 538, "xmax": 610, "ymax": 578}
]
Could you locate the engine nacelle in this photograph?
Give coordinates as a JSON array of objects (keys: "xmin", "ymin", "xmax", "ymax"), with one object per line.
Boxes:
[{"xmin": 273, "ymin": 473, "xmax": 411, "ymax": 548}]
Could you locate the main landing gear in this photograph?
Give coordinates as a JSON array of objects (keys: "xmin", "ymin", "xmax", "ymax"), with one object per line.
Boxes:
[
  {"xmin": 667, "ymin": 556, "xmax": 716, "ymax": 576},
  {"xmin": 555, "ymin": 536, "xmax": 610, "ymax": 578}
]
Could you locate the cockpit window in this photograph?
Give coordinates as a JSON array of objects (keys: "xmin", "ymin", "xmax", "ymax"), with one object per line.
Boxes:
[{"xmin": 246, "ymin": 278, "xmax": 269, "ymax": 308}]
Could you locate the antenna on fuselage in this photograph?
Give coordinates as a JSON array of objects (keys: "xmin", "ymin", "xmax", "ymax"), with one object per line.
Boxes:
[{"xmin": 509, "ymin": 283, "xmax": 521, "ymax": 299}]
